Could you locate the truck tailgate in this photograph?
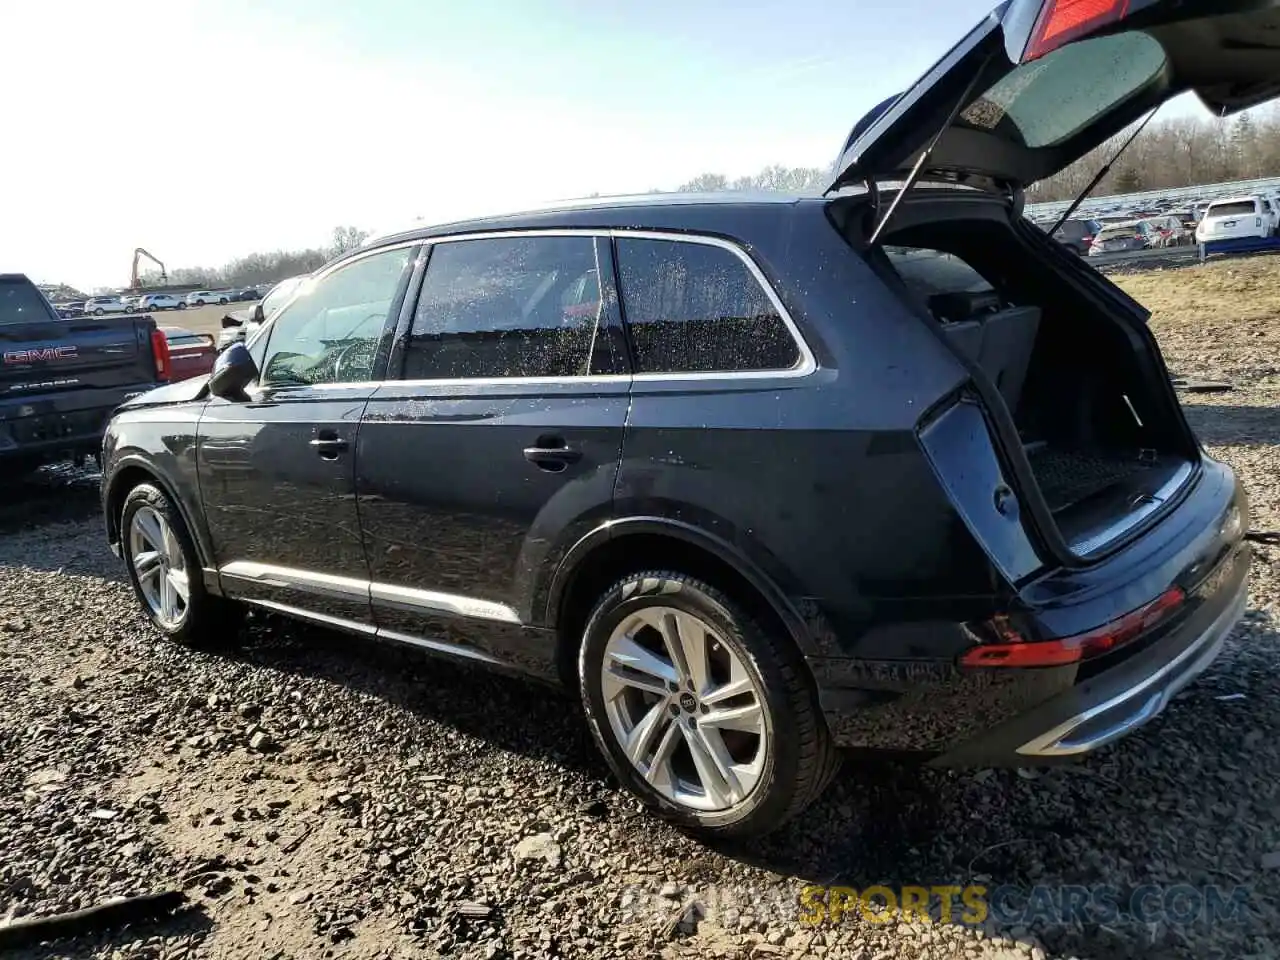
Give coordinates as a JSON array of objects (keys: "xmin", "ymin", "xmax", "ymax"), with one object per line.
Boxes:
[{"xmin": 2, "ymin": 316, "xmax": 156, "ymax": 403}]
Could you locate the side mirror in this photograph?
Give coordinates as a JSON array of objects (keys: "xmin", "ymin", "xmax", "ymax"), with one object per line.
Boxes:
[
  {"xmin": 209, "ymin": 343, "xmax": 259, "ymax": 402},
  {"xmin": 220, "ymin": 314, "xmax": 243, "ymax": 329},
  {"xmin": 251, "ymin": 302, "xmax": 266, "ymax": 324}
]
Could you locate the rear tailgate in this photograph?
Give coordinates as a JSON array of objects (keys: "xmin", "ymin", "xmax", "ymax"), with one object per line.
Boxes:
[{"xmin": 2, "ymin": 316, "xmax": 158, "ymax": 401}]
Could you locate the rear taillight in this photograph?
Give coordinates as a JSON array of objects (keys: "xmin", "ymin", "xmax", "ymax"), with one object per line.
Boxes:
[
  {"xmin": 960, "ymin": 586, "xmax": 1185, "ymax": 668},
  {"xmin": 150, "ymin": 329, "xmax": 171, "ymax": 381},
  {"xmin": 1023, "ymin": 0, "xmax": 1130, "ymax": 62}
]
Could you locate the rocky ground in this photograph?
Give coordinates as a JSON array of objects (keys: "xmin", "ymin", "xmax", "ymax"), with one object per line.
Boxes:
[{"xmin": 2, "ymin": 261, "xmax": 1280, "ymax": 960}]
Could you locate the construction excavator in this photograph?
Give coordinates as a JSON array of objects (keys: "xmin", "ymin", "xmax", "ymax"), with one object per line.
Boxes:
[{"xmin": 129, "ymin": 248, "xmax": 168, "ymax": 289}]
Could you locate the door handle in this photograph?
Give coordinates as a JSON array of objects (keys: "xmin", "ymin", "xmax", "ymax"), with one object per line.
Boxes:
[
  {"xmin": 523, "ymin": 438, "xmax": 582, "ymax": 472},
  {"xmin": 310, "ymin": 432, "xmax": 349, "ymax": 459}
]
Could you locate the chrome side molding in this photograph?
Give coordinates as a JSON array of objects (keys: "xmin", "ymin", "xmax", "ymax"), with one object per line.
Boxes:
[
  {"xmin": 219, "ymin": 560, "xmax": 521, "ymax": 624},
  {"xmin": 369, "ymin": 581, "xmax": 520, "ymax": 624},
  {"xmin": 241, "ymin": 597, "xmax": 501, "ymax": 665}
]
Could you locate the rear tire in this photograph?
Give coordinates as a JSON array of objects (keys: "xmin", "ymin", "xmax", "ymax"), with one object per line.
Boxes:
[
  {"xmin": 578, "ymin": 571, "xmax": 838, "ymax": 839},
  {"xmin": 120, "ymin": 483, "xmax": 241, "ymax": 649}
]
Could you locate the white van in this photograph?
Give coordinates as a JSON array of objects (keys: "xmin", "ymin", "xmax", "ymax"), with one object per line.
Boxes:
[{"xmin": 1195, "ymin": 195, "xmax": 1279, "ymax": 244}]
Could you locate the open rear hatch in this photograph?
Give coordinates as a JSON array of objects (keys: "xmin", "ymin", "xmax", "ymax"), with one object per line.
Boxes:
[
  {"xmin": 829, "ymin": 0, "xmax": 1280, "ymax": 575},
  {"xmin": 830, "ymin": 0, "xmax": 1280, "ymax": 198}
]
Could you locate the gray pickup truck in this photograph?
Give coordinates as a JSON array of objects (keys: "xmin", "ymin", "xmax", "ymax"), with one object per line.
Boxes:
[{"xmin": 1, "ymin": 273, "xmax": 168, "ymax": 474}]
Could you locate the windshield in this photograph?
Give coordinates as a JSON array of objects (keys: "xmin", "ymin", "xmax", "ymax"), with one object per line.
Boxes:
[
  {"xmin": 1206, "ymin": 201, "xmax": 1259, "ymax": 218},
  {"xmin": 959, "ymin": 32, "xmax": 1166, "ymax": 150}
]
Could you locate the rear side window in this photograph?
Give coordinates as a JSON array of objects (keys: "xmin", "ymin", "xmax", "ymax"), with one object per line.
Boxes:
[
  {"xmin": 614, "ymin": 237, "xmax": 799, "ymax": 374},
  {"xmin": 405, "ymin": 235, "xmax": 606, "ymax": 381},
  {"xmin": 0, "ymin": 279, "xmax": 55, "ymax": 325},
  {"xmin": 1207, "ymin": 201, "xmax": 1259, "ymax": 218}
]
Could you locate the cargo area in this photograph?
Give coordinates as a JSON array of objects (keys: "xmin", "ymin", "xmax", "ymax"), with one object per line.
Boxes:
[{"xmin": 868, "ymin": 209, "xmax": 1198, "ymax": 560}]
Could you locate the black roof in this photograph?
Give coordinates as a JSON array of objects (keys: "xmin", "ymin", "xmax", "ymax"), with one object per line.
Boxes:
[{"xmin": 367, "ymin": 191, "xmax": 820, "ymax": 249}]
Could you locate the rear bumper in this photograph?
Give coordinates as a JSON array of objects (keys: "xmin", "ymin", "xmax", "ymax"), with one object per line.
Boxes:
[
  {"xmin": 928, "ymin": 541, "xmax": 1249, "ymax": 767},
  {"xmin": 0, "ymin": 384, "xmax": 160, "ymax": 462}
]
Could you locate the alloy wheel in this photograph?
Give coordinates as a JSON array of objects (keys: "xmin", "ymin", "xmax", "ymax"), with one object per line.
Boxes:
[
  {"xmin": 128, "ymin": 505, "xmax": 190, "ymax": 628},
  {"xmin": 600, "ymin": 605, "xmax": 767, "ymax": 812}
]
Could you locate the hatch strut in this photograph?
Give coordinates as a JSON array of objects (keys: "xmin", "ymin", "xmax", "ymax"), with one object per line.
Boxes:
[
  {"xmin": 868, "ymin": 51, "xmax": 996, "ymax": 247},
  {"xmin": 1049, "ymin": 105, "xmax": 1162, "ymax": 236}
]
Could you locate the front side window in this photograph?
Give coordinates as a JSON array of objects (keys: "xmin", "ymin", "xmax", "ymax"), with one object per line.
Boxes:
[
  {"xmin": 404, "ymin": 235, "xmax": 606, "ymax": 380},
  {"xmin": 258, "ymin": 246, "xmax": 413, "ymax": 387},
  {"xmin": 614, "ymin": 237, "xmax": 800, "ymax": 374}
]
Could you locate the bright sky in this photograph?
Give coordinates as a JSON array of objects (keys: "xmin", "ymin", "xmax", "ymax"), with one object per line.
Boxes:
[{"xmin": 5, "ymin": 0, "xmax": 1212, "ymax": 291}]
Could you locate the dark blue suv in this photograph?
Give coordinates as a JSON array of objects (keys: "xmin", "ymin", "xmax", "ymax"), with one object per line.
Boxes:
[{"xmin": 101, "ymin": 0, "xmax": 1272, "ymax": 836}]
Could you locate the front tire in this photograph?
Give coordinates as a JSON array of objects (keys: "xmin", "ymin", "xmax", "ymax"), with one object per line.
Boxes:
[
  {"xmin": 578, "ymin": 572, "xmax": 838, "ymax": 838},
  {"xmin": 177, "ymin": 302, "xmax": 187, "ymax": 310},
  {"xmin": 120, "ymin": 483, "xmax": 241, "ymax": 648}
]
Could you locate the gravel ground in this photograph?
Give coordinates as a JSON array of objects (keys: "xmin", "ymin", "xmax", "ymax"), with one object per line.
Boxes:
[{"xmin": 2, "ymin": 265, "xmax": 1279, "ymax": 960}]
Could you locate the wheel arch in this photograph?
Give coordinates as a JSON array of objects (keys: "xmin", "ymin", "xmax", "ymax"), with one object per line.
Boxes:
[
  {"xmin": 546, "ymin": 517, "xmax": 818, "ymax": 689},
  {"xmin": 105, "ymin": 456, "xmax": 215, "ymax": 574}
]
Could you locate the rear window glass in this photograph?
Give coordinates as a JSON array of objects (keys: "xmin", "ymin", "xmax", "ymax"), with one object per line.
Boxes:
[
  {"xmin": 615, "ymin": 237, "xmax": 800, "ymax": 374},
  {"xmin": 0, "ymin": 280, "xmax": 55, "ymax": 325},
  {"xmin": 960, "ymin": 32, "xmax": 1166, "ymax": 149},
  {"xmin": 1096, "ymin": 225, "xmax": 1141, "ymax": 240},
  {"xmin": 883, "ymin": 247, "xmax": 992, "ymax": 298},
  {"xmin": 1206, "ymin": 201, "xmax": 1259, "ymax": 218}
]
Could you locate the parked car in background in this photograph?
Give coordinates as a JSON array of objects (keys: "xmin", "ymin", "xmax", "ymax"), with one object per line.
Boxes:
[
  {"xmin": 1, "ymin": 273, "xmax": 169, "ymax": 474},
  {"xmin": 1038, "ymin": 217, "xmax": 1101, "ymax": 255},
  {"xmin": 185, "ymin": 290, "xmax": 230, "ymax": 306},
  {"xmin": 85, "ymin": 296, "xmax": 130, "ymax": 315},
  {"xmin": 1088, "ymin": 220, "xmax": 1155, "ymax": 255},
  {"xmin": 137, "ymin": 293, "xmax": 186, "ymax": 312},
  {"xmin": 232, "ymin": 288, "xmax": 262, "ymax": 302},
  {"xmin": 216, "ymin": 274, "xmax": 306, "ymax": 351},
  {"xmin": 1139, "ymin": 215, "xmax": 1190, "ymax": 248},
  {"xmin": 1195, "ymin": 195, "xmax": 1279, "ymax": 244},
  {"xmin": 54, "ymin": 300, "xmax": 85, "ymax": 318},
  {"xmin": 161, "ymin": 327, "xmax": 217, "ymax": 382}
]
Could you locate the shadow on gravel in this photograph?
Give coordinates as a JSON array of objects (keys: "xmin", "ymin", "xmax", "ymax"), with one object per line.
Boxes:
[
  {"xmin": 231, "ymin": 613, "xmax": 607, "ymax": 780},
  {"xmin": 11, "ymin": 904, "xmax": 212, "ymax": 960},
  {"xmin": 223, "ymin": 605, "xmax": 1279, "ymax": 959},
  {"xmin": 0, "ymin": 463, "xmax": 103, "ymax": 536},
  {"xmin": 1183, "ymin": 402, "xmax": 1280, "ymax": 447}
]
